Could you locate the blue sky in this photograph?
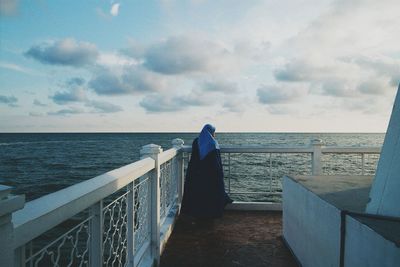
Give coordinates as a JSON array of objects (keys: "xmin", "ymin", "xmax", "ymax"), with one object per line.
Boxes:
[{"xmin": 0, "ymin": 0, "xmax": 399, "ymax": 132}]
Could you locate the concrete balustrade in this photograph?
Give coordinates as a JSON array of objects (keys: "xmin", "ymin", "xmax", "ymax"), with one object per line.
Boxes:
[{"xmin": 0, "ymin": 185, "xmax": 25, "ymax": 266}]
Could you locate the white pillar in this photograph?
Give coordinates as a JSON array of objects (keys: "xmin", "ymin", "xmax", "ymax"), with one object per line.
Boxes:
[
  {"xmin": 171, "ymin": 139, "xmax": 185, "ymax": 205},
  {"xmin": 367, "ymin": 85, "xmax": 400, "ymax": 217},
  {"xmin": 127, "ymin": 182, "xmax": 135, "ymax": 267},
  {"xmin": 311, "ymin": 139, "xmax": 323, "ymax": 175},
  {"xmin": 140, "ymin": 144, "xmax": 162, "ymax": 266},
  {"xmin": 89, "ymin": 201, "xmax": 103, "ymax": 267},
  {"xmin": 0, "ymin": 185, "xmax": 25, "ymax": 267}
]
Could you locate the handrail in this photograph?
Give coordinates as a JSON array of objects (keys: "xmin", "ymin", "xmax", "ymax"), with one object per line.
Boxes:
[
  {"xmin": 159, "ymin": 148, "xmax": 178, "ymax": 165},
  {"xmin": 181, "ymin": 145, "xmax": 381, "ymax": 154},
  {"xmin": 12, "ymin": 157, "xmax": 155, "ymax": 249},
  {"xmin": 322, "ymin": 147, "xmax": 381, "ymax": 153}
]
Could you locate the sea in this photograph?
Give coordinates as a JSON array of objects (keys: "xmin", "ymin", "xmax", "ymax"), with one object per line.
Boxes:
[{"xmin": 0, "ymin": 133, "xmax": 384, "ymax": 202}]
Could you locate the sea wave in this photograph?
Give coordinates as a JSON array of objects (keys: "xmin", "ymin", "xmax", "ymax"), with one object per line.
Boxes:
[{"xmin": 0, "ymin": 140, "xmax": 101, "ymax": 146}]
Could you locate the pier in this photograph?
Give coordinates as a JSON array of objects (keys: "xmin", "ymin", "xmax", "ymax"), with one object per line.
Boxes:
[{"xmin": 0, "ymin": 139, "xmax": 382, "ymax": 266}]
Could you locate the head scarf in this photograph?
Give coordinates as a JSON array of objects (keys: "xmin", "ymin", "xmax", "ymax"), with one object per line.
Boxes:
[{"xmin": 198, "ymin": 124, "xmax": 220, "ymax": 160}]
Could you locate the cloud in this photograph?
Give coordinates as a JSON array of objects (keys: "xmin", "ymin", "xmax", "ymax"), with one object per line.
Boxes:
[
  {"xmin": 273, "ymin": 57, "xmax": 396, "ymax": 98},
  {"xmin": 0, "ymin": 95, "xmax": 18, "ymax": 107},
  {"xmin": 347, "ymin": 56, "xmax": 400, "ymax": 87},
  {"xmin": 274, "ymin": 60, "xmax": 316, "ymax": 82},
  {"xmin": 357, "ymin": 79, "xmax": 389, "ymax": 95},
  {"xmin": 89, "ymin": 66, "xmax": 169, "ymax": 95},
  {"xmin": 48, "ymin": 108, "xmax": 84, "ymax": 116},
  {"xmin": 271, "ymin": 0, "xmax": 400, "ymax": 102},
  {"xmin": 140, "ymin": 35, "xmax": 237, "ymax": 75},
  {"xmin": 48, "ymin": 76, "xmax": 122, "ymax": 113},
  {"xmin": 173, "ymin": 90, "xmax": 214, "ymax": 107},
  {"xmin": 25, "ymin": 38, "xmax": 99, "ymax": 67},
  {"xmin": 202, "ymin": 79, "xmax": 239, "ymax": 93},
  {"xmin": 33, "ymin": 99, "xmax": 47, "ymax": 107},
  {"xmin": 89, "ymin": 71, "xmax": 129, "ymax": 95},
  {"xmin": 51, "ymin": 87, "xmax": 87, "ymax": 104},
  {"xmin": 0, "ymin": 0, "xmax": 18, "ymax": 16},
  {"xmin": 48, "ymin": 97, "xmax": 122, "ymax": 114},
  {"xmin": 257, "ymin": 85, "xmax": 304, "ymax": 104},
  {"xmin": 0, "ymin": 61, "xmax": 36, "ymax": 75},
  {"xmin": 98, "ymin": 52, "xmax": 138, "ymax": 67},
  {"xmin": 66, "ymin": 77, "xmax": 85, "ymax": 86},
  {"xmin": 50, "ymin": 77, "xmax": 89, "ymax": 105},
  {"xmin": 222, "ymin": 98, "xmax": 247, "ymax": 113},
  {"xmin": 322, "ymin": 97, "xmax": 388, "ymax": 115},
  {"xmin": 140, "ymin": 94, "xmax": 183, "ymax": 113},
  {"xmin": 86, "ymin": 100, "xmax": 123, "ymax": 113},
  {"xmin": 266, "ymin": 105, "xmax": 295, "ymax": 115},
  {"xmin": 140, "ymin": 90, "xmax": 213, "ymax": 113},
  {"xmin": 110, "ymin": 3, "xmax": 120, "ymax": 16},
  {"xmin": 318, "ymin": 80, "xmax": 358, "ymax": 98},
  {"xmin": 29, "ymin": 111, "xmax": 44, "ymax": 117},
  {"xmin": 120, "ymin": 39, "xmax": 146, "ymax": 59}
]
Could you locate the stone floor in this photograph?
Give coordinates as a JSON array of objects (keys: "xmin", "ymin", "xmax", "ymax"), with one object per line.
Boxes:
[{"xmin": 160, "ymin": 210, "xmax": 298, "ymax": 267}]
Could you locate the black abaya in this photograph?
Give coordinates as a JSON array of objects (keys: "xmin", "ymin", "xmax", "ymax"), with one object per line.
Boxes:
[{"xmin": 181, "ymin": 138, "xmax": 232, "ymax": 218}]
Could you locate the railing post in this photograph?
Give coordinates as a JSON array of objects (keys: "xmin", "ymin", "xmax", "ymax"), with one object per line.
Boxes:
[
  {"xmin": 0, "ymin": 185, "xmax": 25, "ymax": 267},
  {"xmin": 361, "ymin": 154, "xmax": 365, "ymax": 175},
  {"xmin": 127, "ymin": 182, "xmax": 135, "ymax": 267},
  {"xmin": 311, "ymin": 139, "xmax": 323, "ymax": 175},
  {"xmin": 89, "ymin": 200, "xmax": 103, "ymax": 267},
  {"xmin": 172, "ymin": 139, "xmax": 185, "ymax": 205},
  {"xmin": 140, "ymin": 144, "xmax": 163, "ymax": 267}
]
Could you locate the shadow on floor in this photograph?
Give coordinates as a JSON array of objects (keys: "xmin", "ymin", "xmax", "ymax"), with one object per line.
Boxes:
[{"xmin": 160, "ymin": 210, "xmax": 298, "ymax": 267}]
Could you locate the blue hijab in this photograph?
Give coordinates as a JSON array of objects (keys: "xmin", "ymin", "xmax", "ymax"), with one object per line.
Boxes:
[{"xmin": 198, "ymin": 124, "xmax": 220, "ymax": 160}]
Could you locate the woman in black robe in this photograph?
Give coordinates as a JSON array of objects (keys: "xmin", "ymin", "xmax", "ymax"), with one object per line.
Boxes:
[{"xmin": 181, "ymin": 124, "xmax": 233, "ymax": 218}]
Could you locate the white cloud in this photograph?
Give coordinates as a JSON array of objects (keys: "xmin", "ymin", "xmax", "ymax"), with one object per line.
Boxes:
[
  {"xmin": 222, "ymin": 98, "xmax": 248, "ymax": 113},
  {"xmin": 140, "ymin": 90, "xmax": 214, "ymax": 113},
  {"xmin": 33, "ymin": 99, "xmax": 47, "ymax": 107},
  {"xmin": 0, "ymin": 95, "xmax": 18, "ymax": 107},
  {"xmin": 51, "ymin": 87, "xmax": 87, "ymax": 104},
  {"xmin": 0, "ymin": 61, "xmax": 36, "ymax": 75},
  {"xmin": 270, "ymin": 0, "xmax": 400, "ymax": 104},
  {"xmin": 89, "ymin": 66, "xmax": 171, "ymax": 95},
  {"xmin": 257, "ymin": 85, "xmax": 305, "ymax": 104},
  {"xmin": 25, "ymin": 38, "xmax": 99, "ymax": 67},
  {"xmin": 110, "ymin": 3, "xmax": 120, "ymax": 16},
  {"xmin": 143, "ymin": 35, "xmax": 233, "ymax": 74},
  {"xmin": 97, "ymin": 52, "xmax": 138, "ymax": 67},
  {"xmin": 85, "ymin": 100, "xmax": 123, "ymax": 113},
  {"xmin": 48, "ymin": 107, "xmax": 84, "ymax": 116}
]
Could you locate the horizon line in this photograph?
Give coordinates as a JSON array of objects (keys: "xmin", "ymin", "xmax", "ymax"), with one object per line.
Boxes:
[{"xmin": 0, "ymin": 131, "xmax": 386, "ymax": 134}]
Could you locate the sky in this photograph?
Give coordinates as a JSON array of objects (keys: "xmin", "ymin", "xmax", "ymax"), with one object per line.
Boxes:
[{"xmin": 0, "ymin": 0, "xmax": 399, "ymax": 132}]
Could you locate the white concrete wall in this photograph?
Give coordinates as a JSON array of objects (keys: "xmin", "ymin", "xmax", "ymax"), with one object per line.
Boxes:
[
  {"xmin": 367, "ymin": 85, "xmax": 400, "ymax": 217},
  {"xmin": 283, "ymin": 176, "xmax": 341, "ymax": 267},
  {"xmin": 344, "ymin": 216, "xmax": 400, "ymax": 267}
]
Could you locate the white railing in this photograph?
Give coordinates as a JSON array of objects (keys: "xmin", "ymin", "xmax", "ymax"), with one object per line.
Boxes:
[
  {"xmin": 182, "ymin": 139, "xmax": 381, "ymax": 202},
  {"xmin": 0, "ymin": 139, "xmax": 185, "ymax": 267},
  {"xmin": 0, "ymin": 138, "xmax": 380, "ymax": 267}
]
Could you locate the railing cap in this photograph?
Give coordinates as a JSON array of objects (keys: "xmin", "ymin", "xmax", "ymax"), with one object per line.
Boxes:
[
  {"xmin": 0, "ymin": 185, "xmax": 24, "ymax": 219},
  {"xmin": 140, "ymin": 144, "xmax": 163, "ymax": 156},
  {"xmin": 0, "ymin": 185, "xmax": 12, "ymax": 200},
  {"xmin": 171, "ymin": 138, "xmax": 184, "ymax": 148}
]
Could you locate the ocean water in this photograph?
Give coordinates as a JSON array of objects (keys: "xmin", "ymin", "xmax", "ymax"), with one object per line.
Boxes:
[{"xmin": 0, "ymin": 133, "xmax": 384, "ymax": 202}]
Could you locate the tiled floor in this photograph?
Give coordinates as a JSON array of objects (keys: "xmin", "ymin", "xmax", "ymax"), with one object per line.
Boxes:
[{"xmin": 160, "ymin": 210, "xmax": 298, "ymax": 267}]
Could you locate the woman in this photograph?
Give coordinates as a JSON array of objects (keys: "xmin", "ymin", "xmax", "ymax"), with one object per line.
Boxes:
[{"xmin": 181, "ymin": 124, "xmax": 233, "ymax": 218}]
